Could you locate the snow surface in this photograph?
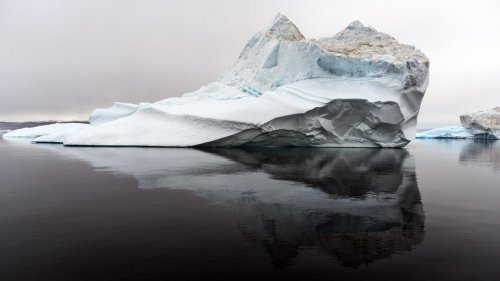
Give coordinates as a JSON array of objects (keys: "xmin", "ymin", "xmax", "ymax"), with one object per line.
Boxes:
[
  {"xmin": 89, "ymin": 102, "xmax": 151, "ymax": 126},
  {"xmin": 3, "ymin": 123, "xmax": 90, "ymax": 143},
  {"xmin": 4, "ymin": 14, "xmax": 430, "ymax": 147}
]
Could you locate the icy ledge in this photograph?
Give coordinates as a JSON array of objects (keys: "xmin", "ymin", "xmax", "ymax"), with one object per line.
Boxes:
[
  {"xmin": 3, "ymin": 123, "xmax": 89, "ymax": 142},
  {"xmin": 3, "ymin": 14, "xmax": 430, "ymax": 147}
]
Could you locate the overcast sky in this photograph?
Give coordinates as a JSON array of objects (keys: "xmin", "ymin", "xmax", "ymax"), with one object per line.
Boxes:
[{"xmin": 1, "ymin": 0, "xmax": 499, "ymax": 127}]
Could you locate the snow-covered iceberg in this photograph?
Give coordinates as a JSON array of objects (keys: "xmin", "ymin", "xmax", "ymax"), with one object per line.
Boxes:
[
  {"xmin": 460, "ymin": 107, "xmax": 500, "ymax": 139},
  {"xmin": 4, "ymin": 14, "xmax": 430, "ymax": 147}
]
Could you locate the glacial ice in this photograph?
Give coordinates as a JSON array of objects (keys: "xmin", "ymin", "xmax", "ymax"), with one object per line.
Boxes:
[
  {"xmin": 3, "ymin": 14, "xmax": 430, "ymax": 147},
  {"xmin": 416, "ymin": 126, "xmax": 473, "ymax": 139},
  {"xmin": 460, "ymin": 107, "xmax": 500, "ymax": 139}
]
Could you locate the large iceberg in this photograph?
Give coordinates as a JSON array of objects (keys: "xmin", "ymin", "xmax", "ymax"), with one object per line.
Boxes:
[
  {"xmin": 460, "ymin": 107, "xmax": 500, "ymax": 139},
  {"xmin": 4, "ymin": 15, "xmax": 430, "ymax": 147}
]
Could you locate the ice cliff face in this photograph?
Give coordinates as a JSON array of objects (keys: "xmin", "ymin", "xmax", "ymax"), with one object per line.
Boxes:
[
  {"xmin": 460, "ymin": 107, "xmax": 500, "ymax": 139},
  {"xmin": 4, "ymin": 14, "xmax": 430, "ymax": 147}
]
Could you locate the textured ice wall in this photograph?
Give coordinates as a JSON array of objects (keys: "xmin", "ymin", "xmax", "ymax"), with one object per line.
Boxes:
[
  {"xmin": 4, "ymin": 14, "xmax": 430, "ymax": 147},
  {"xmin": 203, "ymin": 99, "xmax": 409, "ymax": 147},
  {"xmin": 225, "ymin": 16, "xmax": 427, "ymax": 147}
]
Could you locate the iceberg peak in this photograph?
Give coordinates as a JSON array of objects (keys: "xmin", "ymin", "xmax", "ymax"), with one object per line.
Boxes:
[
  {"xmin": 346, "ymin": 20, "xmax": 371, "ymax": 30},
  {"xmin": 264, "ymin": 13, "xmax": 305, "ymax": 41},
  {"xmin": 319, "ymin": 21, "xmax": 395, "ymax": 51},
  {"xmin": 318, "ymin": 21, "xmax": 428, "ymax": 71}
]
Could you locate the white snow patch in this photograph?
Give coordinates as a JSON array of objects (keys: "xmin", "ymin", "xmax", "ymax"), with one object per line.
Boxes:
[{"xmin": 3, "ymin": 123, "xmax": 90, "ymax": 143}]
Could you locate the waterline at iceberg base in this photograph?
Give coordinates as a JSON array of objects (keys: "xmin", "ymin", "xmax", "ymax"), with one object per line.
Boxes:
[{"xmin": 3, "ymin": 14, "xmax": 430, "ymax": 148}]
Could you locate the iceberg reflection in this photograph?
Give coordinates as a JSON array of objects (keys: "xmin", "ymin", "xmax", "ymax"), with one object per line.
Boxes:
[
  {"xmin": 459, "ymin": 140, "xmax": 500, "ymax": 171},
  {"xmin": 204, "ymin": 148, "xmax": 424, "ymax": 268},
  {"xmin": 33, "ymin": 144, "xmax": 425, "ymax": 268}
]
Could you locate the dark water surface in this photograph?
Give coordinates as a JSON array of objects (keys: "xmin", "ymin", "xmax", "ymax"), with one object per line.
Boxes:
[{"xmin": 0, "ymin": 139, "xmax": 499, "ymax": 280}]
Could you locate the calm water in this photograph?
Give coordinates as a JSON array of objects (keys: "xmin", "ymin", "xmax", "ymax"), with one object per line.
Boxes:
[{"xmin": 0, "ymin": 138, "xmax": 499, "ymax": 280}]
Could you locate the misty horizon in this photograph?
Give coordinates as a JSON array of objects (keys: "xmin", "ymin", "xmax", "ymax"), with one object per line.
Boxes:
[{"xmin": 1, "ymin": 0, "xmax": 499, "ymax": 128}]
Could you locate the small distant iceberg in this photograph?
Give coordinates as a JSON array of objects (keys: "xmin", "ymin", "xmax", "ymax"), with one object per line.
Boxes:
[
  {"xmin": 417, "ymin": 107, "xmax": 499, "ymax": 140},
  {"xmin": 416, "ymin": 126, "xmax": 473, "ymax": 139},
  {"xmin": 460, "ymin": 107, "xmax": 500, "ymax": 139}
]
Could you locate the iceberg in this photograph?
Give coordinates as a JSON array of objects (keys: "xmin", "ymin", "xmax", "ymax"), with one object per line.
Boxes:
[
  {"xmin": 416, "ymin": 126, "xmax": 473, "ymax": 139},
  {"xmin": 460, "ymin": 107, "xmax": 500, "ymax": 139},
  {"xmin": 4, "ymin": 15, "xmax": 430, "ymax": 147},
  {"xmin": 416, "ymin": 107, "xmax": 500, "ymax": 140}
]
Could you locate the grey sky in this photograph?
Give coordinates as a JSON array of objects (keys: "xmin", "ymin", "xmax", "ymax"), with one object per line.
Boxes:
[{"xmin": 1, "ymin": 0, "xmax": 499, "ymax": 127}]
